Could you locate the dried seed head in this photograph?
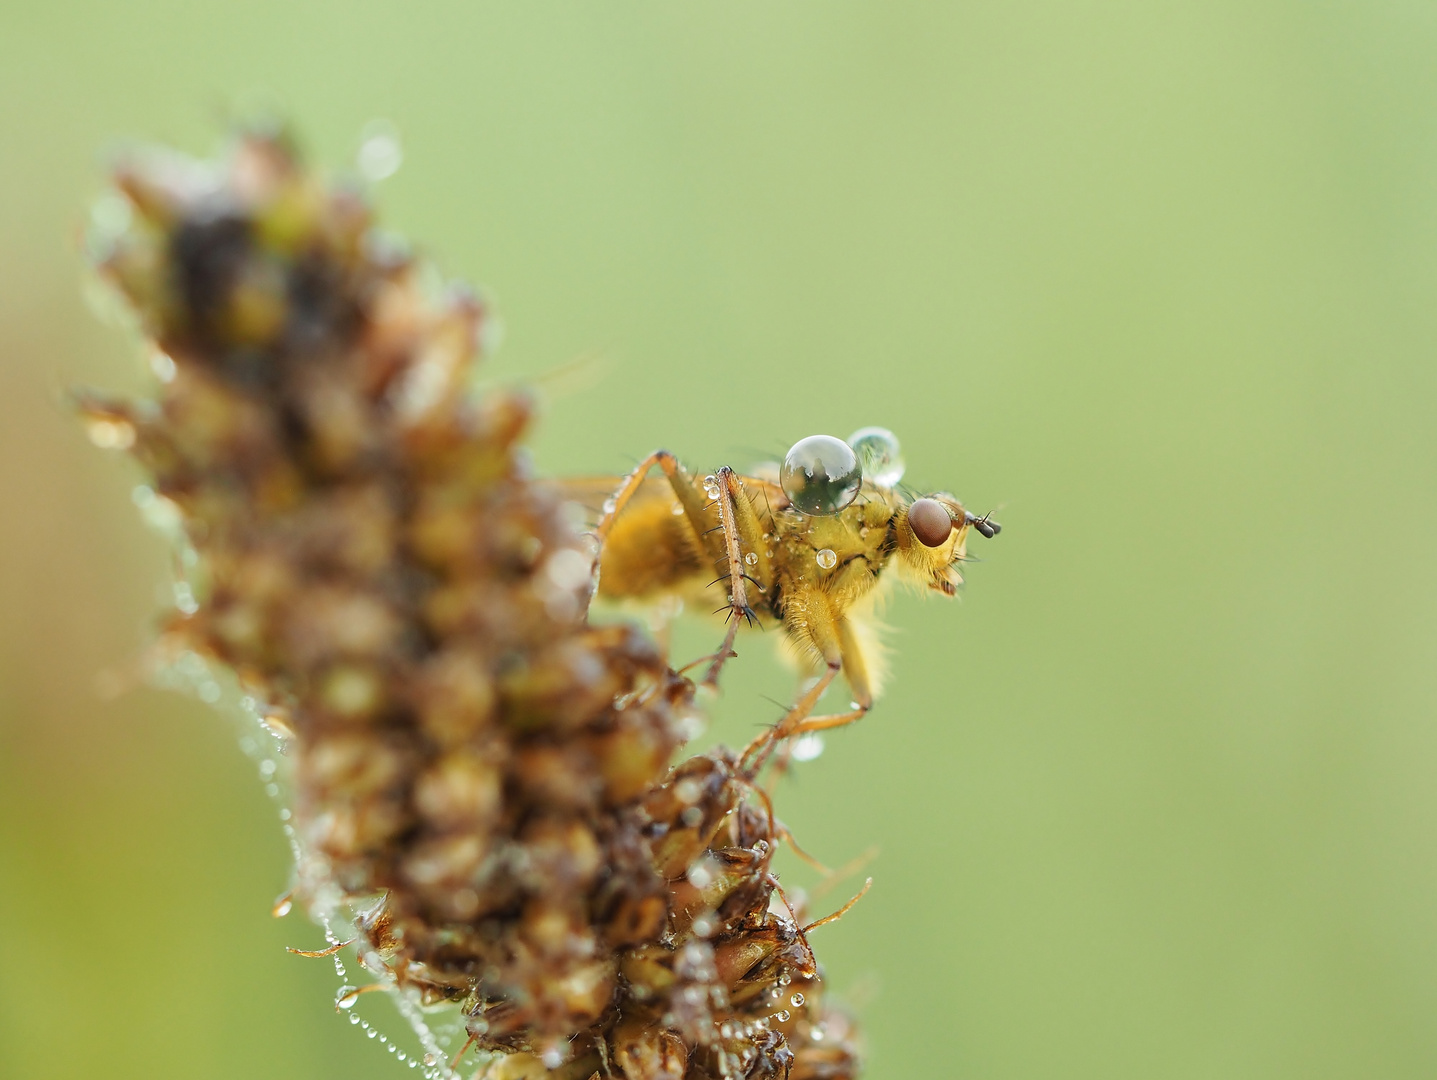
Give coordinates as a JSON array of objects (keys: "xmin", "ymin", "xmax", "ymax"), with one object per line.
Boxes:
[{"xmin": 86, "ymin": 129, "xmax": 861, "ymax": 1079}]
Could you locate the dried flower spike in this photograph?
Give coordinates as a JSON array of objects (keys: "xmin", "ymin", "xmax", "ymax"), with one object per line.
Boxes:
[{"xmin": 82, "ymin": 127, "xmax": 860, "ymax": 1079}]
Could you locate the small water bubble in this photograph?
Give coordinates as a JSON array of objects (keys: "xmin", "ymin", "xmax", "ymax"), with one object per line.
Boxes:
[
  {"xmin": 336, "ymin": 986, "xmax": 360, "ymax": 1009},
  {"xmin": 692, "ymin": 914, "xmax": 716, "ymax": 937},
  {"xmin": 681, "ymin": 805, "xmax": 704, "ymax": 827},
  {"xmin": 671, "ymin": 503, "xmax": 686, "ymax": 515},
  {"xmin": 357, "ymin": 119, "xmax": 403, "ymax": 182},
  {"xmin": 174, "ymin": 582, "xmax": 200, "ymax": 617},
  {"xmin": 791, "ymin": 733, "xmax": 825, "ymax": 762},
  {"xmin": 367, "ymin": 1028, "xmax": 379, "ymax": 1039},
  {"xmin": 149, "ymin": 349, "xmax": 177, "ymax": 383},
  {"xmin": 686, "ymin": 860, "xmax": 715, "ymax": 888},
  {"xmin": 423, "ymin": 1054, "xmax": 437, "ymax": 1067},
  {"xmin": 773, "ymin": 1009, "xmax": 791, "ymax": 1023},
  {"xmin": 84, "ymin": 415, "xmax": 136, "ymax": 450},
  {"xmin": 258, "ymin": 759, "xmax": 277, "ymax": 779},
  {"xmin": 349, "ymin": 1013, "xmax": 362, "ymax": 1025},
  {"xmin": 271, "ymin": 892, "xmax": 293, "ymax": 918},
  {"xmin": 265, "ymin": 782, "xmax": 280, "ymax": 797},
  {"xmin": 545, "ymin": 548, "xmax": 593, "ymax": 591},
  {"xmin": 815, "ymin": 548, "xmax": 837, "ymax": 570},
  {"xmin": 541, "ymin": 1047, "xmax": 564, "ymax": 1069},
  {"xmin": 744, "ymin": 551, "xmax": 758, "ymax": 566},
  {"xmin": 790, "ymin": 992, "xmax": 805, "ymax": 1007},
  {"xmin": 602, "ymin": 497, "xmax": 617, "ymax": 515},
  {"xmin": 846, "ymin": 426, "xmax": 905, "ymax": 487}
]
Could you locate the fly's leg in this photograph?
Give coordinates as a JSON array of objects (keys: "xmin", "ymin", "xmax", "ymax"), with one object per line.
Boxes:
[
  {"xmin": 741, "ymin": 596, "xmax": 872, "ymax": 775},
  {"xmin": 590, "ymin": 454, "xmax": 769, "ymax": 689},
  {"xmin": 700, "ymin": 466, "xmax": 768, "ymax": 690},
  {"xmin": 590, "ymin": 450, "xmax": 686, "ymax": 546},
  {"xmin": 587, "ymin": 449, "xmax": 704, "ymax": 599}
]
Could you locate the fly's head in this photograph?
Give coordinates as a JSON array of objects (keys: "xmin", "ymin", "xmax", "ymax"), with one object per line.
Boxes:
[
  {"xmin": 896, "ymin": 493, "xmax": 1000, "ymax": 596},
  {"xmin": 777, "ymin": 427, "xmax": 1000, "ymax": 596}
]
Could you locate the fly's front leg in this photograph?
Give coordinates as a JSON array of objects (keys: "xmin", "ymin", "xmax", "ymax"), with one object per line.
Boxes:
[{"xmin": 700, "ymin": 466, "xmax": 770, "ymax": 690}]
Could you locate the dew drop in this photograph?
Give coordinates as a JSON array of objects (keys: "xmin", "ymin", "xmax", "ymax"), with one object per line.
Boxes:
[
  {"xmin": 846, "ymin": 426, "xmax": 905, "ymax": 487},
  {"xmin": 815, "ymin": 548, "xmax": 837, "ymax": 570},
  {"xmin": 271, "ymin": 892, "xmax": 293, "ymax": 918},
  {"xmin": 790, "ymin": 992, "xmax": 805, "ymax": 1007},
  {"xmin": 602, "ymin": 497, "xmax": 617, "ymax": 515},
  {"xmin": 336, "ymin": 986, "xmax": 360, "ymax": 1009},
  {"xmin": 671, "ymin": 503, "xmax": 686, "ymax": 516},
  {"xmin": 357, "ymin": 119, "xmax": 403, "ymax": 182},
  {"xmin": 149, "ymin": 350, "xmax": 177, "ymax": 382},
  {"xmin": 774, "ymin": 1009, "xmax": 791, "ymax": 1023},
  {"xmin": 349, "ymin": 1013, "xmax": 362, "ymax": 1025},
  {"xmin": 781, "ymin": 436, "xmax": 861, "ymax": 516},
  {"xmin": 85, "ymin": 415, "xmax": 136, "ymax": 450},
  {"xmin": 791, "ymin": 733, "xmax": 825, "ymax": 762},
  {"xmin": 423, "ymin": 1054, "xmax": 437, "ymax": 1067},
  {"xmin": 744, "ymin": 551, "xmax": 758, "ymax": 566}
]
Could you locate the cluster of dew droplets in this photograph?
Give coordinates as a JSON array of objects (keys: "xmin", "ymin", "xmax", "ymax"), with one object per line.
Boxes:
[{"xmin": 144, "ymin": 633, "xmax": 460, "ymax": 1080}]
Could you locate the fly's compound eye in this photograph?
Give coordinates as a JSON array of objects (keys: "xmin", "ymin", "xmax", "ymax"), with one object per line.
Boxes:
[
  {"xmin": 907, "ymin": 497, "xmax": 954, "ymax": 547},
  {"xmin": 781, "ymin": 434, "xmax": 862, "ymax": 516},
  {"xmin": 846, "ymin": 426, "xmax": 905, "ymax": 487}
]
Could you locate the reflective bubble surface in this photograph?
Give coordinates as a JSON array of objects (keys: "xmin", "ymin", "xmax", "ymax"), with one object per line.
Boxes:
[
  {"xmin": 781, "ymin": 435, "xmax": 862, "ymax": 515},
  {"xmin": 847, "ymin": 426, "xmax": 905, "ymax": 487}
]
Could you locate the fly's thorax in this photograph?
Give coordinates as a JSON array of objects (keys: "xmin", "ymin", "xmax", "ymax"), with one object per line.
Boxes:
[{"xmin": 771, "ymin": 493, "xmax": 897, "ymax": 584}]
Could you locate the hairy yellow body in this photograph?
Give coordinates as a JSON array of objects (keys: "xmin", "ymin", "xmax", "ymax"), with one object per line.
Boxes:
[{"xmin": 562, "ymin": 462, "xmax": 982, "ymax": 713}]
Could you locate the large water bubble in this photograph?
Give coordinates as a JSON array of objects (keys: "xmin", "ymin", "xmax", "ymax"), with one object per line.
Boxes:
[
  {"xmin": 781, "ymin": 435, "xmax": 862, "ymax": 516},
  {"xmin": 846, "ymin": 426, "xmax": 905, "ymax": 487}
]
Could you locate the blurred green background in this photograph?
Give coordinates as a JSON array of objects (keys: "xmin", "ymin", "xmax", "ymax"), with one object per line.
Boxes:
[{"xmin": 3, "ymin": 3, "xmax": 1436, "ymax": 1078}]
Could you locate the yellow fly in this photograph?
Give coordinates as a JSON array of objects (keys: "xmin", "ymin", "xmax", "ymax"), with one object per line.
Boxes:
[{"xmin": 565, "ymin": 429, "xmax": 999, "ymax": 764}]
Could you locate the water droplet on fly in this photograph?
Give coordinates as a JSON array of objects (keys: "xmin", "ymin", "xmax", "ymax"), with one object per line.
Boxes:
[
  {"xmin": 671, "ymin": 503, "xmax": 685, "ymax": 515},
  {"xmin": 149, "ymin": 350, "xmax": 177, "ymax": 383},
  {"xmin": 846, "ymin": 426, "xmax": 905, "ymax": 487},
  {"xmin": 602, "ymin": 497, "xmax": 617, "ymax": 515},
  {"xmin": 84, "ymin": 415, "xmax": 136, "ymax": 450},
  {"xmin": 744, "ymin": 551, "xmax": 758, "ymax": 566},
  {"xmin": 815, "ymin": 548, "xmax": 837, "ymax": 570},
  {"xmin": 357, "ymin": 119, "xmax": 403, "ymax": 182},
  {"xmin": 791, "ymin": 734, "xmax": 825, "ymax": 762},
  {"xmin": 781, "ymin": 435, "xmax": 861, "ymax": 516}
]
